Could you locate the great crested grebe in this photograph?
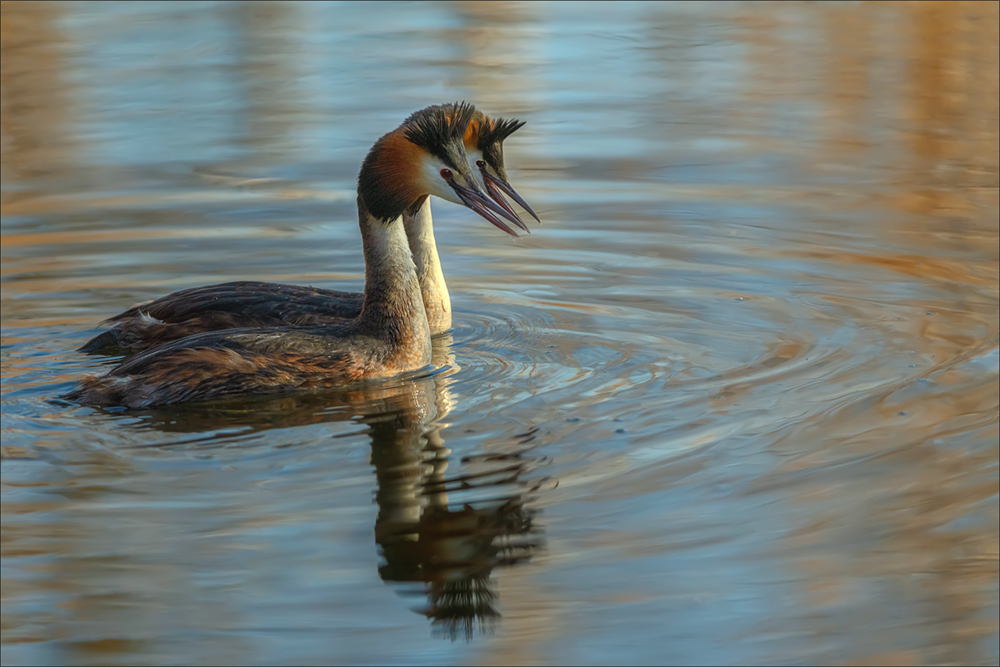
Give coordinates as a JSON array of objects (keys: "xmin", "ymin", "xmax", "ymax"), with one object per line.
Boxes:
[
  {"xmin": 78, "ymin": 107, "xmax": 538, "ymax": 353},
  {"xmin": 65, "ymin": 103, "xmax": 512, "ymax": 408}
]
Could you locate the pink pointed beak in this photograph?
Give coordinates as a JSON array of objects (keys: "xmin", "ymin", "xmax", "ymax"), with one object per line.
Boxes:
[
  {"xmin": 447, "ymin": 177, "xmax": 525, "ymax": 238},
  {"xmin": 482, "ymin": 170, "xmax": 541, "ymax": 225}
]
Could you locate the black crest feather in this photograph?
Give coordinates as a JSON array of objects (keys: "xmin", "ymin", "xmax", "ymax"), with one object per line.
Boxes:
[
  {"xmin": 476, "ymin": 116, "xmax": 526, "ymax": 151},
  {"xmin": 477, "ymin": 116, "xmax": 525, "ymax": 183},
  {"xmin": 404, "ymin": 101, "xmax": 477, "ymax": 162}
]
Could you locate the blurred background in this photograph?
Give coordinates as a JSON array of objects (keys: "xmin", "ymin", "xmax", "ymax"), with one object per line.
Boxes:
[{"xmin": 2, "ymin": 1, "xmax": 997, "ymax": 665}]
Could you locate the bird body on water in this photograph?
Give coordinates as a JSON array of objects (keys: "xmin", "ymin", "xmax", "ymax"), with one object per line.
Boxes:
[
  {"xmin": 78, "ymin": 107, "xmax": 538, "ymax": 354},
  {"xmin": 65, "ymin": 103, "xmax": 531, "ymax": 408}
]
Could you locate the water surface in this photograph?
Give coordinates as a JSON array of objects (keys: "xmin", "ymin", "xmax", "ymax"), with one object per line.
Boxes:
[{"xmin": 2, "ymin": 2, "xmax": 998, "ymax": 665}]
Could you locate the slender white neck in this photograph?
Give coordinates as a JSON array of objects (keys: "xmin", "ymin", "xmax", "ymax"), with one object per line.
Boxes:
[
  {"xmin": 357, "ymin": 204, "xmax": 431, "ymax": 354},
  {"xmin": 403, "ymin": 197, "xmax": 451, "ymax": 334}
]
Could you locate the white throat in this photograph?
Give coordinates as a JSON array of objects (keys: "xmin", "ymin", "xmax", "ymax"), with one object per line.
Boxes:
[{"xmin": 403, "ymin": 197, "xmax": 451, "ymax": 334}]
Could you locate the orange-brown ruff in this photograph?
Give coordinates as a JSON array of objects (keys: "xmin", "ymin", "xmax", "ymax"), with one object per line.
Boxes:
[
  {"xmin": 65, "ymin": 104, "xmax": 485, "ymax": 408},
  {"xmin": 78, "ymin": 108, "xmax": 533, "ymax": 353}
]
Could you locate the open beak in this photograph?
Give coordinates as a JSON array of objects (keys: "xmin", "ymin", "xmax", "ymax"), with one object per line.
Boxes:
[
  {"xmin": 483, "ymin": 171, "xmax": 541, "ymax": 224},
  {"xmin": 449, "ymin": 178, "xmax": 528, "ymax": 237}
]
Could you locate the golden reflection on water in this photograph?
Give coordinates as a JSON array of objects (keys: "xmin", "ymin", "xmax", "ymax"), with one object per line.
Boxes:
[
  {"xmin": 1, "ymin": 1, "xmax": 998, "ymax": 664},
  {"xmin": 0, "ymin": 0, "xmax": 78, "ymax": 186}
]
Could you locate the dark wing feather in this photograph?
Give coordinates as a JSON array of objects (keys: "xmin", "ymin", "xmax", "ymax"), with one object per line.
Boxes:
[
  {"xmin": 80, "ymin": 281, "xmax": 363, "ymax": 354},
  {"xmin": 107, "ymin": 326, "xmax": 346, "ymax": 377},
  {"xmin": 106, "ymin": 281, "xmax": 363, "ymax": 323},
  {"xmin": 66, "ymin": 326, "xmax": 362, "ymax": 407}
]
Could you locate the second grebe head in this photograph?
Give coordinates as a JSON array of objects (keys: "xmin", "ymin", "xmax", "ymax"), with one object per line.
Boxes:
[
  {"xmin": 358, "ymin": 102, "xmax": 524, "ymax": 237},
  {"xmin": 467, "ymin": 113, "xmax": 540, "ymax": 225}
]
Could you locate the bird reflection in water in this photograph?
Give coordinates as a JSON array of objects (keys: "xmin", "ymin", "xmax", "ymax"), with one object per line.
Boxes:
[
  {"xmin": 372, "ymin": 415, "xmax": 546, "ymax": 641},
  {"xmin": 127, "ymin": 334, "xmax": 548, "ymax": 641}
]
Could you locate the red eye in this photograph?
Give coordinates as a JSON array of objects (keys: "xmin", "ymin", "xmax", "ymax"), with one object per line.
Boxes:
[
  {"xmin": 476, "ymin": 160, "xmax": 486, "ymax": 168},
  {"xmin": 439, "ymin": 168, "xmax": 452, "ymax": 179}
]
